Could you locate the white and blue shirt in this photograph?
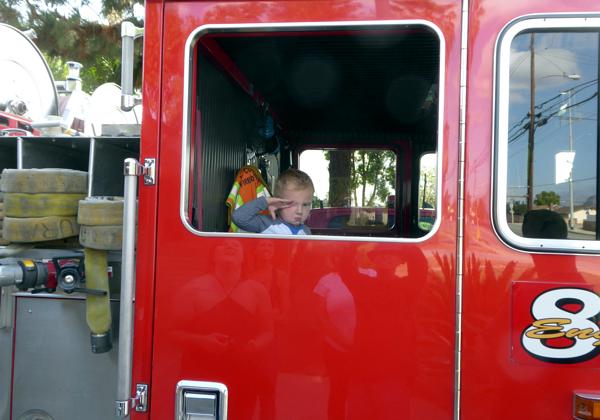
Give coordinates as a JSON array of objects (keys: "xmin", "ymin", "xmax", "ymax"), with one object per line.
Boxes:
[{"xmin": 232, "ymin": 196, "xmax": 311, "ymax": 235}]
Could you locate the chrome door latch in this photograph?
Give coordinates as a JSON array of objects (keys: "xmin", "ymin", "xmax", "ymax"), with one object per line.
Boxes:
[
  {"xmin": 142, "ymin": 158, "xmax": 156, "ymax": 185},
  {"xmin": 134, "ymin": 383, "xmax": 149, "ymax": 412},
  {"xmin": 115, "ymin": 383, "xmax": 148, "ymax": 417},
  {"xmin": 123, "ymin": 157, "xmax": 156, "ymax": 185}
]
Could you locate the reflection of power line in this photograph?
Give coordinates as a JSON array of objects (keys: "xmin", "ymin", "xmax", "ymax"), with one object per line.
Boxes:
[
  {"xmin": 507, "ymin": 80, "xmax": 598, "ymax": 144},
  {"xmin": 508, "ymin": 79, "xmax": 597, "ymax": 131},
  {"xmin": 532, "ymin": 177, "xmax": 596, "ymax": 189}
]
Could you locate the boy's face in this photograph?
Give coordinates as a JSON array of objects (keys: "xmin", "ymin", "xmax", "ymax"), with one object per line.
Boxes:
[{"xmin": 278, "ymin": 186, "xmax": 313, "ymax": 226}]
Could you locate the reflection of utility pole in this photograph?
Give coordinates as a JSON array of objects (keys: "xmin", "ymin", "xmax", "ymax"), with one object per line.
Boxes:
[
  {"xmin": 555, "ymin": 73, "xmax": 580, "ymax": 229},
  {"xmin": 527, "ymin": 33, "xmax": 536, "ymax": 210},
  {"xmin": 562, "ymin": 88, "xmax": 577, "ymax": 229}
]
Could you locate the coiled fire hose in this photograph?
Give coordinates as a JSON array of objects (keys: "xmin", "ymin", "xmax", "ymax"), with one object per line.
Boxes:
[
  {"xmin": 0, "ymin": 169, "xmax": 87, "ymax": 243},
  {"xmin": 78, "ymin": 196, "xmax": 124, "ymax": 353}
]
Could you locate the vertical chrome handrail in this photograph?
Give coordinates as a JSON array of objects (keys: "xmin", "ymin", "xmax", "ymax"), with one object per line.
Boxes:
[
  {"xmin": 120, "ymin": 22, "xmax": 144, "ymax": 112},
  {"xmin": 115, "ymin": 158, "xmax": 141, "ymax": 417}
]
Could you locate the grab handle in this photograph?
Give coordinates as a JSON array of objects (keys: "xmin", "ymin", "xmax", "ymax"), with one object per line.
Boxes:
[
  {"xmin": 115, "ymin": 158, "xmax": 143, "ymax": 417},
  {"xmin": 121, "ymin": 22, "xmax": 144, "ymax": 111}
]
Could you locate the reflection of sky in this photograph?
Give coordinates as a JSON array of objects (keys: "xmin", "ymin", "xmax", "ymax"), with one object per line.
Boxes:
[{"xmin": 508, "ymin": 32, "xmax": 598, "ymax": 208}]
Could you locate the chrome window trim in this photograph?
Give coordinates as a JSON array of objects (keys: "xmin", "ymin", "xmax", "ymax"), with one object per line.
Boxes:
[
  {"xmin": 493, "ymin": 14, "xmax": 600, "ymax": 253},
  {"xmin": 179, "ymin": 20, "xmax": 446, "ymax": 243}
]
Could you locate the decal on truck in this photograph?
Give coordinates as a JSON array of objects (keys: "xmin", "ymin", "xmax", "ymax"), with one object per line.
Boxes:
[{"xmin": 516, "ymin": 285, "xmax": 600, "ymax": 364}]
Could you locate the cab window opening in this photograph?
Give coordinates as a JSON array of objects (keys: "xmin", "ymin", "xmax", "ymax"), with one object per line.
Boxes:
[{"xmin": 186, "ymin": 23, "xmax": 442, "ymax": 238}]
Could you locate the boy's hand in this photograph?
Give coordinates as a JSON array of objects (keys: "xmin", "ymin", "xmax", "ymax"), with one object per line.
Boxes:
[{"xmin": 267, "ymin": 197, "xmax": 292, "ymax": 219}]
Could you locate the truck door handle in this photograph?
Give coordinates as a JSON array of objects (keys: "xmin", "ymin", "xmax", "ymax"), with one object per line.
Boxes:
[{"xmin": 175, "ymin": 381, "xmax": 228, "ymax": 420}]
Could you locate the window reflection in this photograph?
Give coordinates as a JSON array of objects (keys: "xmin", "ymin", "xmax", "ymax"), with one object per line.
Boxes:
[{"xmin": 507, "ymin": 31, "xmax": 599, "ymax": 240}]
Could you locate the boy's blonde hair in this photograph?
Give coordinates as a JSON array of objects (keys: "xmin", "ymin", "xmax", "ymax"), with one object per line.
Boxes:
[{"xmin": 275, "ymin": 168, "xmax": 314, "ymax": 196}]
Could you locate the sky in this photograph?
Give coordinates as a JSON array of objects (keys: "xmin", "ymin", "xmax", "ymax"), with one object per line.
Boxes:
[{"xmin": 507, "ymin": 31, "xmax": 599, "ymax": 208}]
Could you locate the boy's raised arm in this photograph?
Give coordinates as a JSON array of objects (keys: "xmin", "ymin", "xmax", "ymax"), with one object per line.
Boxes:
[{"xmin": 232, "ymin": 196, "xmax": 274, "ymax": 233}]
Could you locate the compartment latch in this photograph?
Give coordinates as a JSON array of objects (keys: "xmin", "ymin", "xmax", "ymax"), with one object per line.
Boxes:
[
  {"xmin": 115, "ymin": 383, "xmax": 148, "ymax": 417},
  {"xmin": 123, "ymin": 157, "xmax": 156, "ymax": 185}
]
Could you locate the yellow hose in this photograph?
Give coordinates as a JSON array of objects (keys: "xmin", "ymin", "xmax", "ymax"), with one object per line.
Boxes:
[{"xmin": 84, "ymin": 248, "xmax": 111, "ymax": 336}]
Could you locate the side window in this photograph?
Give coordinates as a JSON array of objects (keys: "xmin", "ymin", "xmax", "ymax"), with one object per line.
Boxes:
[
  {"xmin": 182, "ymin": 23, "xmax": 443, "ymax": 239},
  {"xmin": 496, "ymin": 20, "xmax": 600, "ymax": 250},
  {"xmin": 300, "ymin": 149, "xmax": 397, "ymax": 235}
]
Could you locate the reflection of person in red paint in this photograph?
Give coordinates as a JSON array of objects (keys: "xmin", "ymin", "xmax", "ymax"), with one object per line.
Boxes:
[
  {"xmin": 346, "ymin": 245, "xmax": 425, "ymax": 420},
  {"xmin": 176, "ymin": 239, "xmax": 275, "ymax": 419},
  {"xmin": 247, "ymin": 239, "xmax": 292, "ymax": 419},
  {"xmin": 314, "ymin": 263, "xmax": 356, "ymax": 420},
  {"xmin": 248, "ymin": 240, "xmax": 291, "ymax": 322}
]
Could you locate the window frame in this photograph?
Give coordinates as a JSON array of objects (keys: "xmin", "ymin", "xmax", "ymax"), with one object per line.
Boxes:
[
  {"xmin": 493, "ymin": 14, "xmax": 600, "ymax": 253},
  {"xmin": 180, "ymin": 20, "xmax": 446, "ymax": 243}
]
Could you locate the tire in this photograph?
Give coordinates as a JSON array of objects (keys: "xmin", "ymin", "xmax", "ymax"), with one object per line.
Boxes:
[
  {"xmin": 3, "ymin": 216, "xmax": 79, "ymax": 242},
  {"xmin": 79, "ymin": 224, "xmax": 122, "ymax": 250},
  {"xmin": 1, "ymin": 169, "xmax": 87, "ymax": 193},
  {"xmin": 78, "ymin": 197, "xmax": 123, "ymax": 226},
  {"xmin": 5, "ymin": 193, "xmax": 85, "ymax": 217}
]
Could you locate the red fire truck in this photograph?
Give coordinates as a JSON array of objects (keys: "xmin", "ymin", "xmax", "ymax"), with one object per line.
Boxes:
[{"xmin": 2, "ymin": 0, "xmax": 600, "ymax": 419}]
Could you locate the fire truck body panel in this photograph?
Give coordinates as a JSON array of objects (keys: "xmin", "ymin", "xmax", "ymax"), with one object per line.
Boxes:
[
  {"xmin": 140, "ymin": 1, "xmax": 462, "ymax": 418},
  {"xmin": 461, "ymin": 1, "xmax": 600, "ymax": 419},
  {"xmin": 2, "ymin": 0, "xmax": 600, "ymax": 418},
  {"xmin": 136, "ymin": 1, "xmax": 600, "ymax": 419}
]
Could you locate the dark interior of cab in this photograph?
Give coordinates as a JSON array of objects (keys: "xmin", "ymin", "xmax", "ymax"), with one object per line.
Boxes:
[{"xmin": 190, "ymin": 24, "xmax": 440, "ymax": 238}]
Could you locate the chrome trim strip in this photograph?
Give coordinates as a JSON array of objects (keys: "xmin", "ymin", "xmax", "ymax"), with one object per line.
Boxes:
[
  {"xmin": 455, "ymin": 0, "xmax": 469, "ymax": 418},
  {"xmin": 493, "ymin": 14, "xmax": 600, "ymax": 253},
  {"xmin": 179, "ymin": 20, "xmax": 446, "ymax": 243}
]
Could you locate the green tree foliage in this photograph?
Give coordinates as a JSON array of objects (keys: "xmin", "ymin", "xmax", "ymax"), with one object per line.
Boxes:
[
  {"xmin": 534, "ymin": 190, "xmax": 561, "ymax": 209},
  {"xmin": 325, "ymin": 150, "xmax": 396, "ymax": 207},
  {"xmin": 0, "ymin": 0, "xmax": 143, "ymax": 93},
  {"xmin": 418, "ymin": 158, "xmax": 436, "ymax": 209},
  {"xmin": 351, "ymin": 150, "xmax": 395, "ymax": 207}
]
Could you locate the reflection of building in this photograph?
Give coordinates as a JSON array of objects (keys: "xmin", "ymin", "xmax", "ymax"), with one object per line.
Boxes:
[{"xmin": 554, "ymin": 206, "xmax": 596, "ymax": 229}]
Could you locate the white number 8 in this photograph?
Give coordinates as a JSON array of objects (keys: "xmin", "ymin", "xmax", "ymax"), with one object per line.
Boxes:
[{"xmin": 521, "ymin": 288, "xmax": 600, "ymax": 362}]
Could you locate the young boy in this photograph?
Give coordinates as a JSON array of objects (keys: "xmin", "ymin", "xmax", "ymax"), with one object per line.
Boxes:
[{"xmin": 232, "ymin": 168, "xmax": 314, "ymax": 235}]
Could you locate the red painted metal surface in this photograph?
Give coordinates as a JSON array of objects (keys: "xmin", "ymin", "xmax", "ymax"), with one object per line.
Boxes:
[
  {"xmin": 0, "ymin": 111, "xmax": 40, "ymax": 136},
  {"xmin": 141, "ymin": 0, "xmax": 462, "ymax": 419},
  {"xmin": 462, "ymin": 1, "xmax": 600, "ymax": 419},
  {"xmin": 132, "ymin": 0, "xmax": 600, "ymax": 418},
  {"xmin": 130, "ymin": 1, "xmax": 164, "ymax": 418}
]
